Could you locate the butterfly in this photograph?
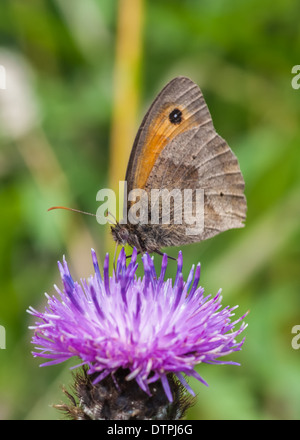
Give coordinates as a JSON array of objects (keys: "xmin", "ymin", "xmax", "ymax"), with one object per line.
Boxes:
[{"xmin": 110, "ymin": 76, "xmax": 247, "ymax": 257}]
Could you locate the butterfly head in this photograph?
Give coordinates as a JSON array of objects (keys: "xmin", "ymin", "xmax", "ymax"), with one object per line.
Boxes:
[
  {"xmin": 111, "ymin": 223, "xmax": 130, "ymax": 246},
  {"xmin": 111, "ymin": 222, "xmax": 152, "ymax": 254}
]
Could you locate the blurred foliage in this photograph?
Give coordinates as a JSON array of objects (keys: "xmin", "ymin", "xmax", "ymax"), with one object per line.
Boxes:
[{"xmin": 0, "ymin": 0, "xmax": 300, "ymax": 420}]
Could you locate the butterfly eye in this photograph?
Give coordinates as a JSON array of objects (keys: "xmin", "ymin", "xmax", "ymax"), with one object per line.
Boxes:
[{"xmin": 169, "ymin": 108, "xmax": 182, "ymax": 125}]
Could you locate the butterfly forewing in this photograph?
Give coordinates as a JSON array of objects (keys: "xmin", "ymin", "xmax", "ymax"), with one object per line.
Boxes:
[{"xmin": 123, "ymin": 76, "xmax": 246, "ymax": 248}]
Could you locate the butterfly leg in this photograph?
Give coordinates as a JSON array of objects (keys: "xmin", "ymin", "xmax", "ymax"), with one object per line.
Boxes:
[
  {"xmin": 126, "ymin": 251, "xmax": 141, "ymax": 259},
  {"xmin": 154, "ymin": 250, "xmax": 177, "ymax": 261},
  {"xmin": 125, "ymin": 250, "xmax": 176, "ymax": 261},
  {"xmin": 113, "ymin": 242, "xmax": 119, "ymax": 273}
]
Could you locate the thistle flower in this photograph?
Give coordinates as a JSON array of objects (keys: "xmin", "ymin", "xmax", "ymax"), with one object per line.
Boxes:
[{"xmin": 28, "ymin": 248, "xmax": 247, "ymax": 420}]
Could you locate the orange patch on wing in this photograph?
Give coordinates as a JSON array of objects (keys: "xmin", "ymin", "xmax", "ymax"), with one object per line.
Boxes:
[{"xmin": 132, "ymin": 104, "xmax": 199, "ymax": 190}]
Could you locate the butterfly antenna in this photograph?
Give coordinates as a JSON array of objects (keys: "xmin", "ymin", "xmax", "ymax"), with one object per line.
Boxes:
[{"xmin": 48, "ymin": 206, "xmax": 96, "ymax": 217}]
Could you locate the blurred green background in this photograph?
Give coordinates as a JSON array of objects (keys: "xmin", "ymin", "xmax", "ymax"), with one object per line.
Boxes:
[{"xmin": 0, "ymin": 0, "xmax": 300, "ymax": 420}]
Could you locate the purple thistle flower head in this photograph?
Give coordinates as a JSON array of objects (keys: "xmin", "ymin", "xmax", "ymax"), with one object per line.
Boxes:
[{"xmin": 28, "ymin": 248, "xmax": 247, "ymax": 403}]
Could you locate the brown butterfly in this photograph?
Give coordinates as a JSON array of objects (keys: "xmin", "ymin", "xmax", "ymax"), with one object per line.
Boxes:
[
  {"xmin": 111, "ymin": 76, "xmax": 247, "ymax": 256},
  {"xmin": 49, "ymin": 77, "xmax": 246, "ymax": 257}
]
